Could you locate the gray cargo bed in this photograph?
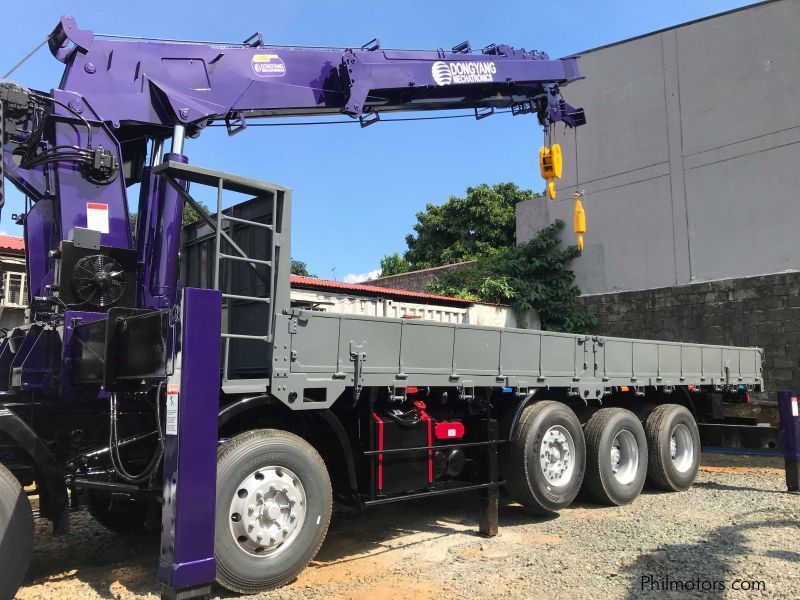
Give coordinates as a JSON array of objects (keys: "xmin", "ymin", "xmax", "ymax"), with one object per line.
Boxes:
[{"xmin": 266, "ymin": 310, "xmax": 763, "ymax": 408}]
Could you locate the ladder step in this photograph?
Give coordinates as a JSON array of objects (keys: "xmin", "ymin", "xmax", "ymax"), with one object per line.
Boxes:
[
  {"xmin": 218, "ymin": 253, "xmax": 272, "ymax": 266},
  {"xmin": 221, "ymin": 214, "xmax": 273, "ymax": 229},
  {"xmin": 222, "ymin": 333, "xmax": 269, "ymax": 341},
  {"xmin": 222, "ymin": 293, "xmax": 271, "ymax": 303}
]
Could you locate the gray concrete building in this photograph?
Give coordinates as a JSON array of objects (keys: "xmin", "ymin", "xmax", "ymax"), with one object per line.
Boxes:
[
  {"xmin": 517, "ymin": 0, "xmax": 800, "ymax": 294},
  {"xmin": 515, "ymin": 0, "xmax": 800, "ymax": 395}
]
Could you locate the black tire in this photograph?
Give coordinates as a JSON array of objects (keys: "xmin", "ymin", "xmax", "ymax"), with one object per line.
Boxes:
[
  {"xmin": 215, "ymin": 429, "xmax": 332, "ymax": 594},
  {"xmin": 583, "ymin": 408, "xmax": 648, "ymax": 506},
  {"xmin": 85, "ymin": 490, "xmax": 155, "ymax": 534},
  {"xmin": 504, "ymin": 401, "xmax": 586, "ymax": 513},
  {"xmin": 0, "ymin": 462, "xmax": 34, "ymax": 600},
  {"xmin": 644, "ymin": 404, "xmax": 701, "ymax": 492}
]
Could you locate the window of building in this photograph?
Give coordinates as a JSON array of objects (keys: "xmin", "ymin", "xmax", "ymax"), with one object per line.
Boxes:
[{"xmin": 2, "ymin": 271, "xmax": 27, "ymax": 307}]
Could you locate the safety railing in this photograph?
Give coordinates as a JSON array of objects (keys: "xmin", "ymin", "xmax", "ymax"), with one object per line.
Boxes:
[{"xmin": 156, "ymin": 161, "xmax": 289, "ymax": 390}]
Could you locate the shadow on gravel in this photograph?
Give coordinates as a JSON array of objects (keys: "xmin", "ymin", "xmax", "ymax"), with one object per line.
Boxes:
[
  {"xmin": 693, "ymin": 481, "xmax": 787, "ymax": 494},
  {"xmin": 765, "ymin": 549, "xmax": 800, "ymax": 563},
  {"xmin": 313, "ymin": 492, "xmax": 556, "ymax": 567},
  {"xmin": 23, "ymin": 493, "xmax": 559, "ymax": 598},
  {"xmin": 24, "ymin": 510, "xmax": 160, "ymax": 599},
  {"xmin": 570, "ymin": 487, "xmax": 671, "ymax": 510},
  {"xmin": 621, "ymin": 511, "xmax": 800, "ymax": 599}
]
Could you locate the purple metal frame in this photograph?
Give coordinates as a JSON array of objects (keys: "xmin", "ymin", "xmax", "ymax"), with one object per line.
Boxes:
[
  {"xmin": 158, "ymin": 287, "xmax": 222, "ymax": 594},
  {"xmin": 777, "ymin": 391, "xmax": 800, "ymax": 491},
  {"xmin": 48, "ymin": 16, "xmax": 582, "ymax": 125}
]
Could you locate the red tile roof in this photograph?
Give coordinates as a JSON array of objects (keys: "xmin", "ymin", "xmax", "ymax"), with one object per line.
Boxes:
[
  {"xmin": 0, "ymin": 235, "xmax": 24, "ymax": 252},
  {"xmin": 290, "ymin": 275, "xmax": 475, "ymax": 306}
]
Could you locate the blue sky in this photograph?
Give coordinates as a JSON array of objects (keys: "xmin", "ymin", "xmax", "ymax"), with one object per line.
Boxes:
[{"xmin": 1, "ymin": 0, "xmax": 754, "ymax": 282}]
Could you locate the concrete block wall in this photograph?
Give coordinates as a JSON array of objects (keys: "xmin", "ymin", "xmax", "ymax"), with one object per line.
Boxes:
[
  {"xmin": 369, "ymin": 261, "xmax": 475, "ymax": 293},
  {"xmin": 573, "ymin": 271, "xmax": 800, "ymax": 395}
]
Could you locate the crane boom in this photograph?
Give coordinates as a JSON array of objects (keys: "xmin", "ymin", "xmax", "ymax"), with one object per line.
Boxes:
[
  {"xmin": 47, "ymin": 16, "xmax": 584, "ymax": 129},
  {"xmin": 0, "ymin": 15, "xmax": 585, "ymax": 313}
]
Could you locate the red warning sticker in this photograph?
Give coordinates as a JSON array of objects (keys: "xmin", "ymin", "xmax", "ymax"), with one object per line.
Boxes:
[
  {"xmin": 166, "ymin": 384, "xmax": 180, "ymax": 435},
  {"xmin": 86, "ymin": 202, "xmax": 109, "ymax": 234}
]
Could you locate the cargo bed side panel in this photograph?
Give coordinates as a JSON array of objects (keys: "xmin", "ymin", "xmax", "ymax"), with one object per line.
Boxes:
[{"xmin": 275, "ymin": 312, "xmax": 763, "ymax": 410}]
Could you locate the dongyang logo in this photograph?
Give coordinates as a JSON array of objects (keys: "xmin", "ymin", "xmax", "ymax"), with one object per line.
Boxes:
[
  {"xmin": 251, "ymin": 54, "xmax": 287, "ymax": 78},
  {"xmin": 431, "ymin": 60, "xmax": 497, "ymax": 86}
]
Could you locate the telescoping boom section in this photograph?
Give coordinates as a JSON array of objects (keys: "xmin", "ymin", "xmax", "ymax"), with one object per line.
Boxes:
[{"xmin": 0, "ymin": 16, "xmax": 768, "ymax": 600}]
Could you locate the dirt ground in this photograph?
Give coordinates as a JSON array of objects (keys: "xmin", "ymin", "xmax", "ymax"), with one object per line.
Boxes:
[{"xmin": 17, "ymin": 453, "xmax": 799, "ymax": 600}]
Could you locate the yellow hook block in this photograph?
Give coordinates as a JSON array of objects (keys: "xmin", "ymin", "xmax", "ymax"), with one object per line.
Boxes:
[{"xmin": 539, "ymin": 144, "xmax": 563, "ymax": 200}]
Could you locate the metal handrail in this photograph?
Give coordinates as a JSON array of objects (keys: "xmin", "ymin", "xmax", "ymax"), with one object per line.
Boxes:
[
  {"xmin": 222, "ymin": 213, "xmax": 273, "ymax": 229},
  {"xmin": 221, "ymin": 293, "xmax": 271, "ymax": 303},
  {"xmin": 218, "ymin": 253, "xmax": 272, "ymax": 267}
]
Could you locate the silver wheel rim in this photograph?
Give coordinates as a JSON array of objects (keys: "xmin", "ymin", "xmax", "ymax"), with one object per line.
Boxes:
[
  {"xmin": 610, "ymin": 429, "xmax": 639, "ymax": 485},
  {"xmin": 228, "ymin": 466, "xmax": 307, "ymax": 558},
  {"xmin": 670, "ymin": 423, "xmax": 694, "ymax": 473},
  {"xmin": 539, "ymin": 425, "xmax": 576, "ymax": 487}
]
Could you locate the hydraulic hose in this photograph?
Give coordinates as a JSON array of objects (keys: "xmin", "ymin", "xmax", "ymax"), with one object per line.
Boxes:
[{"xmin": 108, "ymin": 384, "xmax": 164, "ymax": 484}]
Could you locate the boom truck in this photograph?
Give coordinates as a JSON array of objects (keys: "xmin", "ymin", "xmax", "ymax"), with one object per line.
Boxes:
[{"xmin": 0, "ymin": 16, "xmax": 764, "ymax": 600}]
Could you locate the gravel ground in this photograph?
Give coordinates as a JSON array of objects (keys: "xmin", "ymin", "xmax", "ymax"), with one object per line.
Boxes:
[{"xmin": 17, "ymin": 454, "xmax": 799, "ymax": 600}]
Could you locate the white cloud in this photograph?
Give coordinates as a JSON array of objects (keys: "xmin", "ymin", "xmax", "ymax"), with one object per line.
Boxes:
[{"xmin": 342, "ymin": 268, "xmax": 381, "ymax": 283}]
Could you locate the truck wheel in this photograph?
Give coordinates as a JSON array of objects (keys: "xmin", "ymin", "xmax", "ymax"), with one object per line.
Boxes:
[
  {"xmin": 644, "ymin": 404, "xmax": 701, "ymax": 491},
  {"xmin": 85, "ymin": 490, "xmax": 156, "ymax": 534},
  {"xmin": 215, "ymin": 429, "xmax": 332, "ymax": 594},
  {"xmin": 0, "ymin": 462, "xmax": 34, "ymax": 600},
  {"xmin": 504, "ymin": 401, "xmax": 586, "ymax": 513},
  {"xmin": 583, "ymin": 408, "xmax": 647, "ymax": 506}
]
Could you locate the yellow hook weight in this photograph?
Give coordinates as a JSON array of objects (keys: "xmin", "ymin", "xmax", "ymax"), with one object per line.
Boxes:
[{"xmin": 573, "ymin": 192, "xmax": 586, "ymax": 251}]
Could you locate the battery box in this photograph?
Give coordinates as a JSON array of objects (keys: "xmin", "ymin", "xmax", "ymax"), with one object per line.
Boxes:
[{"xmin": 371, "ymin": 411, "xmax": 433, "ymax": 495}]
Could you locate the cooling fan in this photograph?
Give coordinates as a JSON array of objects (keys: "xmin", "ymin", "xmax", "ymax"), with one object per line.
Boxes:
[{"xmin": 72, "ymin": 254, "xmax": 127, "ymax": 307}]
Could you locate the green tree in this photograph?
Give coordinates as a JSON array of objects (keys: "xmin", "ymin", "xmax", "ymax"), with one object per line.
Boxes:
[
  {"xmin": 182, "ymin": 201, "xmax": 209, "ymax": 225},
  {"xmin": 379, "ymin": 253, "xmax": 411, "ymax": 277},
  {"xmin": 403, "ymin": 183, "xmax": 539, "ymax": 269},
  {"xmin": 291, "ymin": 259, "xmax": 316, "ymax": 278},
  {"xmin": 426, "ymin": 220, "xmax": 596, "ymax": 333}
]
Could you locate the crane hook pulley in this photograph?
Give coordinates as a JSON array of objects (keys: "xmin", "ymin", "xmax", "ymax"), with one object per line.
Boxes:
[{"xmin": 538, "ymin": 142, "xmax": 562, "ymax": 200}]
